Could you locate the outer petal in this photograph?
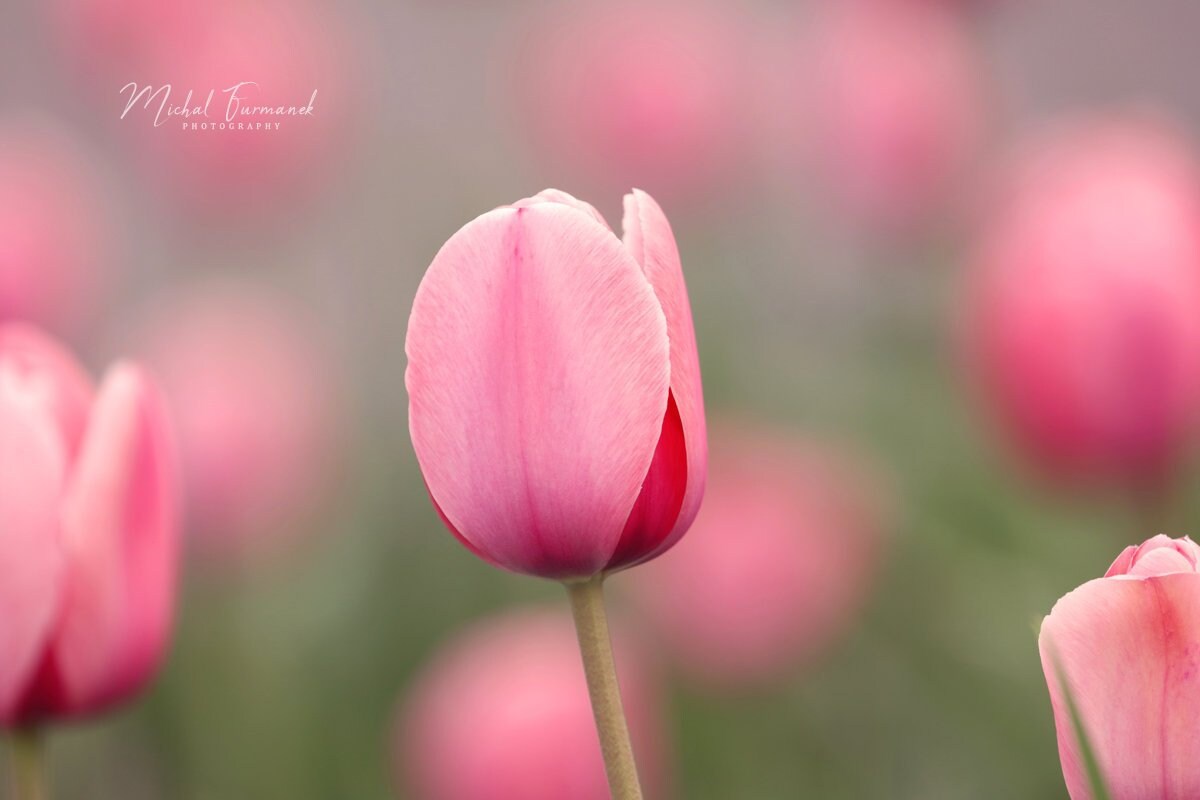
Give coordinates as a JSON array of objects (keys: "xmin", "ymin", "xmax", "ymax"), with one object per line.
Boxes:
[
  {"xmin": 45, "ymin": 364, "xmax": 179, "ymax": 716},
  {"xmin": 0, "ymin": 323, "xmax": 95, "ymax": 458},
  {"xmin": 620, "ymin": 189, "xmax": 707, "ymax": 559},
  {"xmin": 1039, "ymin": 573, "xmax": 1200, "ymax": 800},
  {"xmin": 0, "ymin": 381, "xmax": 65, "ymax": 723},
  {"xmin": 406, "ymin": 202, "xmax": 670, "ymax": 578},
  {"xmin": 511, "ymin": 189, "xmax": 611, "ymax": 230}
]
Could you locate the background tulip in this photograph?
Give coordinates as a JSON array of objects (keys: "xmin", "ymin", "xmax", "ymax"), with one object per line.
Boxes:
[
  {"xmin": 792, "ymin": 0, "xmax": 986, "ymax": 233},
  {"xmin": 79, "ymin": 0, "xmax": 357, "ymax": 220},
  {"xmin": 963, "ymin": 117, "xmax": 1200, "ymax": 489},
  {"xmin": 513, "ymin": 1, "xmax": 746, "ymax": 206},
  {"xmin": 131, "ymin": 280, "xmax": 340, "ymax": 562},
  {"xmin": 1039, "ymin": 534, "xmax": 1200, "ymax": 799},
  {"xmin": 0, "ymin": 324, "xmax": 178, "ymax": 725},
  {"xmin": 395, "ymin": 608, "xmax": 668, "ymax": 800},
  {"xmin": 0, "ymin": 119, "xmax": 112, "ymax": 334},
  {"xmin": 406, "ymin": 188, "xmax": 706, "ymax": 580},
  {"xmin": 625, "ymin": 427, "xmax": 888, "ymax": 689}
]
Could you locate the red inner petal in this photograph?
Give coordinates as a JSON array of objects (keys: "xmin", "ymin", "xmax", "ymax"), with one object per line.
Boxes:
[{"xmin": 607, "ymin": 392, "xmax": 688, "ymax": 571}]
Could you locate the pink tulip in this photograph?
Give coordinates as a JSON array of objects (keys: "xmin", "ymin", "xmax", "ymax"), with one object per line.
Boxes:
[
  {"xmin": 514, "ymin": 1, "xmax": 746, "ymax": 205},
  {"xmin": 395, "ymin": 608, "xmax": 667, "ymax": 800},
  {"xmin": 0, "ymin": 323, "xmax": 178, "ymax": 725},
  {"xmin": 964, "ymin": 118, "xmax": 1200, "ymax": 487},
  {"xmin": 794, "ymin": 0, "xmax": 986, "ymax": 232},
  {"xmin": 0, "ymin": 120, "xmax": 112, "ymax": 333},
  {"xmin": 132, "ymin": 282, "xmax": 339, "ymax": 561},
  {"xmin": 1040, "ymin": 534, "xmax": 1200, "ymax": 799},
  {"xmin": 625, "ymin": 428, "xmax": 887, "ymax": 688},
  {"xmin": 406, "ymin": 188, "xmax": 706, "ymax": 579}
]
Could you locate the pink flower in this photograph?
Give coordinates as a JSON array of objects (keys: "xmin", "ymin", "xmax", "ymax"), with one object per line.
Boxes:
[
  {"xmin": 514, "ymin": 1, "xmax": 747, "ymax": 205},
  {"xmin": 625, "ymin": 428, "xmax": 888, "ymax": 688},
  {"xmin": 1039, "ymin": 534, "xmax": 1200, "ymax": 799},
  {"xmin": 131, "ymin": 281, "xmax": 340, "ymax": 561},
  {"xmin": 406, "ymin": 189, "xmax": 706, "ymax": 579},
  {"xmin": 964, "ymin": 117, "xmax": 1200, "ymax": 487},
  {"xmin": 0, "ymin": 324, "xmax": 178, "ymax": 725},
  {"xmin": 395, "ymin": 608, "xmax": 668, "ymax": 800},
  {"xmin": 793, "ymin": 0, "xmax": 986, "ymax": 232},
  {"xmin": 0, "ymin": 119, "xmax": 112, "ymax": 334}
]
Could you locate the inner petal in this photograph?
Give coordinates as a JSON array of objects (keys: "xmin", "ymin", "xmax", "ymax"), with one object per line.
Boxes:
[{"xmin": 607, "ymin": 392, "xmax": 687, "ymax": 571}]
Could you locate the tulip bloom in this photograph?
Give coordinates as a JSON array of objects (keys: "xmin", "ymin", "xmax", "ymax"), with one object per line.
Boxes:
[
  {"xmin": 796, "ymin": 0, "xmax": 985, "ymax": 232},
  {"xmin": 964, "ymin": 119, "xmax": 1200, "ymax": 487},
  {"xmin": 396, "ymin": 609, "xmax": 667, "ymax": 800},
  {"xmin": 132, "ymin": 282, "xmax": 340, "ymax": 561},
  {"xmin": 1040, "ymin": 535, "xmax": 1200, "ymax": 799},
  {"xmin": 514, "ymin": 1, "xmax": 746, "ymax": 204},
  {"xmin": 0, "ymin": 120, "xmax": 112, "ymax": 333},
  {"xmin": 626, "ymin": 428, "xmax": 887, "ymax": 688},
  {"xmin": 0, "ymin": 324, "xmax": 178, "ymax": 726},
  {"xmin": 406, "ymin": 188, "xmax": 706, "ymax": 580}
]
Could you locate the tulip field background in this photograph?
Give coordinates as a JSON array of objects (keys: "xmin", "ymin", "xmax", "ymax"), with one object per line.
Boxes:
[{"xmin": 4, "ymin": 0, "xmax": 1200, "ymax": 798}]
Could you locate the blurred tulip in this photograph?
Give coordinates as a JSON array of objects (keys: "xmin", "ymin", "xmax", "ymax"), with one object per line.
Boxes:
[
  {"xmin": 964, "ymin": 118, "xmax": 1200, "ymax": 488},
  {"xmin": 70, "ymin": 0, "xmax": 357, "ymax": 219},
  {"xmin": 132, "ymin": 281, "xmax": 340, "ymax": 561},
  {"xmin": 406, "ymin": 188, "xmax": 706, "ymax": 579},
  {"xmin": 625, "ymin": 428, "xmax": 887, "ymax": 688},
  {"xmin": 396, "ymin": 608, "xmax": 667, "ymax": 800},
  {"xmin": 793, "ymin": 0, "xmax": 986, "ymax": 232},
  {"xmin": 1040, "ymin": 534, "xmax": 1200, "ymax": 799},
  {"xmin": 0, "ymin": 324, "xmax": 178, "ymax": 724},
  {"xmin": 0, "ymin": 120, "xmax": 112, "ymax": 334},
  {"xmin": 515, "ymin": 1, "xmax": 747, "ymax": 205}
]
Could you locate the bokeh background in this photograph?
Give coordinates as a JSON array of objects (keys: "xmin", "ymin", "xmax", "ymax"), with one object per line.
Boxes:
[{"xmin": 3, "ymin": 0, "xmax": 1200, "ymax": 797}]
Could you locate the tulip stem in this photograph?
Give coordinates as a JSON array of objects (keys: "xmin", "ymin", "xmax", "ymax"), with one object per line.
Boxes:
[
  {"xmin": 6, "ymin": 729, "xmax": 47, "ymax": 800},
  {"xmin": 566, "ymin": 576, "xmax": 644, "ymax": 800}
]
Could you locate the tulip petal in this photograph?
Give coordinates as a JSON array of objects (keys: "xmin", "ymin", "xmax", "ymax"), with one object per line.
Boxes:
[
  {"xmin": 0, "ymin": 323, "xmax": 95, "ymax": 459},
  {"xmin": 511, "ymin": 189, "xmax": 610, "ymax": 230},
  {"xmin": 0, "ymin": 382, "xmax": 64, "ymax": 722},
  {"xmin": 407, "ymin": 202, "xmax": 670, "ymax": 577},
  {"xmin": 1039, "ymin": 573, "xmax": 1200, "ymax": 799},
  {"xmin": 621, "ymin": 189, "xmax": 707, "ymax": 556},
  {"xmin": 48, "ymin": 364, "xmax": 179, "ymax": 715}
]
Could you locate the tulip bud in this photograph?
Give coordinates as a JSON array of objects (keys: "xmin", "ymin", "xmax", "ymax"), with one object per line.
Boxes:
[
  {"xmin": 132, "ymin": 281, "xmax": 340, "ymax": 562},
  {"xmin": 964, "ymin": 117, "xmax": 1200, "ymax": 487},
  {"xmin": 0, "ymin": 324, "xmax": 178, "ymax": 725},
  {"xmin": 405, "ymin": 188, "xmax": 706, "ymax": 579},
  {"xmin": 626, "ymin": 428, "xmax": 887, "ymax": 688},
  {"xmin": 1039, "ymin": 534, "xmax": 1200, "ymax": 799},
  {"xmin": 395, "ymin": 608, "xmax": 668, "ymax": 800}
]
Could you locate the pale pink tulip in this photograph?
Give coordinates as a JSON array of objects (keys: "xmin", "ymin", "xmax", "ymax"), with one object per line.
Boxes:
[
  {"xmin": 396, "ymin": 608, "xmax": 667, "ymax": 800},
  {"xmin": 795, "ymin": 0, "xmax": 986, "ymax": 232},
  {"xmin": 0, "ymin": 324, "xmax": 178, "ymax": 724},
  {"xmin": 625, "ymin": 428, "xmax": 887, "ymax": 688},
  {"xmin": 515, "ymin": 1, "xmax": 746, "ymax": 204},
  {"xmin": 1040, "ymin": 534, "xmax": 1200, "ymax": 799},
  {"xmin": 0, "ymin": 120, "xmax": 112, "ymax": 333},
  {"xmin": 132, "ymin": 282, "xmax": 339, "ymax": 560},
  {"xmin": 406, "ymin": 188, "xmax": 706, "ymax": 579},
  {"xmin": 964, "ymin": 118, "xmax": 1200, "ymax": 487}
]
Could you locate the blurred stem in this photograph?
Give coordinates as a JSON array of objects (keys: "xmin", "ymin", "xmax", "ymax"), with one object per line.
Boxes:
[
  {"xmin": 566, "ymin": 576, "xmax": 644, "ymax": 800},
  {"xmin": 6, "ymin": 729, "xmax": 47, "ymax": 800}
]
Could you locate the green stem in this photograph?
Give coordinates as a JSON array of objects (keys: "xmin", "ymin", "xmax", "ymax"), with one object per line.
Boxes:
[
  {"xmin": 565, "ymin": 576, "xmax": 644, "ymax": 800},
  {"xmin": 6, "ymin": 730, "xmax": 47, "ymax": 800}
]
